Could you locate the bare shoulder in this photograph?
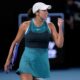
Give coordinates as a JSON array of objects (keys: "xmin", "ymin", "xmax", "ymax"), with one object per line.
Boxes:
[
  {"xmin": 19, "ymin": 21, "xmax": 30, "ymax": 31},
  {"xmin": 47, "ymin": 22, "xmax": 55, "ymax": 32}
]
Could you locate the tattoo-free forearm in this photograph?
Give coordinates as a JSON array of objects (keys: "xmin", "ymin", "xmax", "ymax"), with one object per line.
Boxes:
[
  {"xmin": 57, "ymin": 27, "xmax": 64, "ymax": 48},
  {"xmin": 6, "ymin": 41, "xmax": 16, "ymax": 62}
]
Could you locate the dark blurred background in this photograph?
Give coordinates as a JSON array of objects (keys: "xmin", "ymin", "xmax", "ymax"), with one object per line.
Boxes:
[{"xmin": 0, "ymin": 0, "xmax": 80, "ymax": 70}]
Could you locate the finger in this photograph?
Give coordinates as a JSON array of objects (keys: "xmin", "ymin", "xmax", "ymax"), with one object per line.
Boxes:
[
  {"xmin": 58, "ymin": 18, "xmax": 64, "ymax": 22},
  {"xmin": 4, "ymin": 65, "xmax": 9, "ymax": 73}
]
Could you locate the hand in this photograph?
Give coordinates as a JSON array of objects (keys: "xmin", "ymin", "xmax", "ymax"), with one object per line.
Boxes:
[
  {"xmin": 58, "ymin": 18, "xmax": 64, "ymax": 28},
  {"xmin": 4, "ymin": 60, "xmax": 10, "ymax": 73}
]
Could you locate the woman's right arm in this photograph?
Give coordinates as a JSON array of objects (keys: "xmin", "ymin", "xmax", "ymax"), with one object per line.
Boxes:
[{"xmin": 4, "ymin": 22, "xmax": 28, "ymax": 72}]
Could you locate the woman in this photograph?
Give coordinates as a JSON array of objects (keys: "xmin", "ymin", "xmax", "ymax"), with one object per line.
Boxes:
[{"xmin": 4, "ymin": 2, "xmax": 64, "ymax": 80}]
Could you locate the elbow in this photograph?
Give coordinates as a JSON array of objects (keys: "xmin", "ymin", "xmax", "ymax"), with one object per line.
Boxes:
[
  {"xmin": 57, "ymin": 43, "xmax": 64, "ymax": 48},
  {"xmin": 56, "ymin": 40, "xmax": 64, "ymax": 48}
]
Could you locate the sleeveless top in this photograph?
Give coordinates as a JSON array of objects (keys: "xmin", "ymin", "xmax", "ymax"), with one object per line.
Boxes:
[{"xmin": 24, "ymin": 19, "xmax": 51, "ymax": 48}]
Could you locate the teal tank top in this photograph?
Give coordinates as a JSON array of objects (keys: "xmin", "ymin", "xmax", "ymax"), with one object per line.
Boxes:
[{"xmin": 25, "ymin": 19, "xmax": 51, "ymax": 48}]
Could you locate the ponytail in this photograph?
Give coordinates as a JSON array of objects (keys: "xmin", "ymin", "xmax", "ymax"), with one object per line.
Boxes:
[{"xmin": 27, "ymin": 8, "xmax": 35, "ymax": 20}]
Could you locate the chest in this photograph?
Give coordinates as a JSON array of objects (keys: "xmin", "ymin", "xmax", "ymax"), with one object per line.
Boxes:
[{"xmin": 25, "ymin": 30, "xmax": 51, "ymax": 42}]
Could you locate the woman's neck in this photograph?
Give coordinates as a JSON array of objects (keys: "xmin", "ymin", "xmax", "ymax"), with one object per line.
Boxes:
[{"xmin": 34, "ymin": 17, "xmax": 44, "ymax": 27}]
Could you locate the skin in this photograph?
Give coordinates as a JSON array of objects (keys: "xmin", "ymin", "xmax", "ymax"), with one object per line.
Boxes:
[{"xmin": 4, "ymin": 9, "xmax": 64, "ymax": 80}]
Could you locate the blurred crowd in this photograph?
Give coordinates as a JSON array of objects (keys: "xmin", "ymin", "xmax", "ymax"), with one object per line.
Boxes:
[{"xmin": 64, "ymin": 0, "xmax": 80, "ymax": 66}]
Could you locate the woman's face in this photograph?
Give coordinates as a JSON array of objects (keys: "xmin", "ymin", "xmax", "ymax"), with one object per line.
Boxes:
[{"xmin": 37, "ymin": 10, "xmax": 48, "ymax": 20}]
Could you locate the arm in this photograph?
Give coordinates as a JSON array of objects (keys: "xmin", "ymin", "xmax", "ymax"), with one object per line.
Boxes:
[
  {"xmin": 4, "ymin": 21, "xmax": 28, "ymax": 72},
  {"xmin": 48, "ymin": 18, "xmax": 64, "ymax": 48}
]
